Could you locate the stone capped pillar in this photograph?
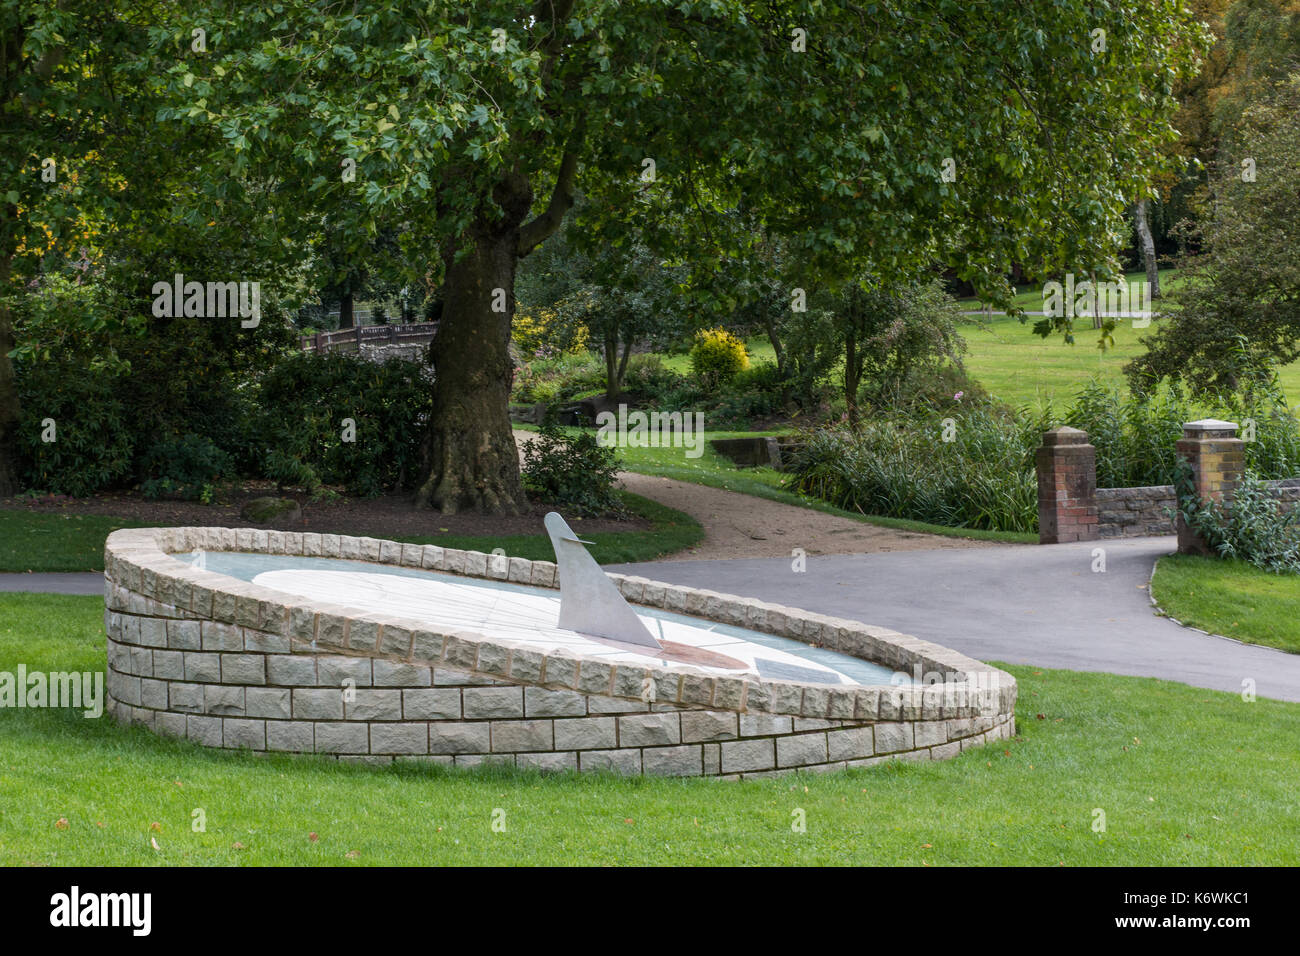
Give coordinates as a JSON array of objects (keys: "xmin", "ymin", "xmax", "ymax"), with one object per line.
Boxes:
[
  {"xmin": 1176, "ymin": 419, "xmax": 1244, "ymax": 555},
  {"xmin": 1036, "ymin": 427, "xmax": 1098, "ymax": 544}
]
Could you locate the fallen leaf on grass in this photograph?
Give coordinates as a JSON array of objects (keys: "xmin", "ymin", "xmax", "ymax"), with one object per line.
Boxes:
[{"xmin": 55, "ymin": 818, "xmax": 69, "ymax": 831}]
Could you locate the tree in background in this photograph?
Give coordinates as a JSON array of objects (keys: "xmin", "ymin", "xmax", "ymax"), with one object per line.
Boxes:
[
  {"xmin": 518, "ymin": 213, "xmax": 688, "ymax": 400},
  {"xmin": 0, "ymin": 0, "xmax": 154, "ymax": 495},
  {"xmin": 1127, "ymin": 75, "xmax": 1300, "ymax": 397},
  {"xmin": 787, "ymin": 280, "xmax": 966, "ymax": 429}
]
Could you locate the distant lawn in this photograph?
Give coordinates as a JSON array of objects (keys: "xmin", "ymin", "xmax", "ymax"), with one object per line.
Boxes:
[
  {"xmin": 519, "ymin": 425, "xmax": 1034, "ymax": 544},
  {"xmin": 961, "ymin": 312, "xmax": 1164, "ymax": 409},
  {"xmin": 3, "ymin": 592, "xmax": 1296, "ymax": 866},
  {"xmin": 656, "ymin": 268, "xmax": 1299, "ymax": 410},
  {"xmin": 0, "ymin": 492, "xmax": 702, "ymax": 573},
  {"xmin": 1151, "ymin": 554, "xmax": 1300, "ymax": 654},
  {"xmin": 956, "ymin": 269, "xmax": 1300, "ymax": 408},
  {"xmin": 954, "ymin": 267, "xmax": 1184, "ymax": 313}
]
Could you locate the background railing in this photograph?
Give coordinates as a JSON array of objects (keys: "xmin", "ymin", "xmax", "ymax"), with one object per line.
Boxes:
[{"xmin": 299, "ymin": 322, "xmax": 439, "ymax": 353}]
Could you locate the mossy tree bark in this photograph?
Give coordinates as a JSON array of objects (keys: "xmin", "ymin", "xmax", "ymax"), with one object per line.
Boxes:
[{"xmin": 415, "ymin": 225, "xmax": 523, "ymax": 514}]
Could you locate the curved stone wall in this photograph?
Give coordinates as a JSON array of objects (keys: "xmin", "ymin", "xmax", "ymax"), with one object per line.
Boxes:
[{"xmin": 102, "ymin": 527, "xmax": 1017, "ymax": 778}]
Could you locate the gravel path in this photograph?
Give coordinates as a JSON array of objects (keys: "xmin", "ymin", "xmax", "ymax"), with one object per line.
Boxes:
[{"xmin": 514, "ymin": 429, "xmax": 994, "ymax": 560}]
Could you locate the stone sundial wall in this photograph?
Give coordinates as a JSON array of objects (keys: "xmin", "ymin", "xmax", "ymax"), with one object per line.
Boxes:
[{"xmin": 102, "ymin": 527, "xmax": 1017, "ymax": 778}]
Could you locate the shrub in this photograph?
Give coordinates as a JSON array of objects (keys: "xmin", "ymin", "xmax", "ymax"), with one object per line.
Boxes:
[
  {"xmin": 513, "ymin": 307, "xmax": 589, "ymax": 358},
  {"xmin": 254, "ymin": 351, "xmax": 431, "ymax": 497},
  {"xmin": 9, "ymin": 273, "xmax": 136, "ymax": 496},
  {"xmin": 689, "ymin": 328, "xmax": 749, "ymax": 388},
  {"xmin": 867, "ymin": 362, "xmax": 988, "ymax": 414},
  {"xmin": 14, "ymin": 356, "xmax": 135, "ymax": 497},
  {"xmin": 1059, "ymin": 378, "xmax": 1300, "ymax": 488},
  {"xmin": 521, "ymin": 423, "xmax": 624, "ymax": 517},
  {"xmin": 140, "ymin": 434, "xmax": 234, "ymax": 503},
  {"xmin": 623, "ymin": 354, "xmax": 688, "ymax": 397},
  {"xmin": 511, "ymin": 351, "xmax": 604, "ymax": 405},
  {"xmin": 786, "ymin": 404, "xmax": 1039, "ymax": 533},
  {"xmin": 708, "ymin": 361, "xmax": 791, "ymax": 425},
  {"xmin": 1174, "ymin": 468, "xmax": 1300, "ymax": 573}
]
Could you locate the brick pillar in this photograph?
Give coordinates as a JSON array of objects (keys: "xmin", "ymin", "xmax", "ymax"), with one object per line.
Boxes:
[
  {"xmin": 1036, "ymin": 427, "xmax": 1098, "ymax": 543},
  {"xmin": 1176, "ymin": 419, "xmax": 1244, "ymax": 555}
]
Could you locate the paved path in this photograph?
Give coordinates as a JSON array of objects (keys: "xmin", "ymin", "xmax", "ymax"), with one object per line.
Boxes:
[
  {"xmin": 0, "ymin": 572, "xmax": 102, "ymax": 595},
  {"xmin": 612, "ymin": 536, "xmax": 1300, "ymax": 702}
]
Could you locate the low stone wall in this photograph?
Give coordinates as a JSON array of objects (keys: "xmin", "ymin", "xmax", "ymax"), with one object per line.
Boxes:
[
  {"xmin": 1096, "ymin": 485, "xmax": 1176, "ymax": 538},
  {"xmin": 103, "ymin": 528, "xmax": 1017, "ymax": 778},
  {"xmin": 1095, "ymin": 478, "xmax": 1300, "ymax": 539}
]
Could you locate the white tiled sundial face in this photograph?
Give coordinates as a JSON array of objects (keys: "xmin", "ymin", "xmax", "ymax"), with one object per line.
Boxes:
[{"xmin": 252, "ymin": 568, "xmax": 863, "ymax": 685}]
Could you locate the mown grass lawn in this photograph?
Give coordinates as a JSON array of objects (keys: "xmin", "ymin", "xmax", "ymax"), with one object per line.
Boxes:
[
  {"xmin": 2, "ymin": 593, "xmax": 1296, "ymax": 866},
  {"xmin": 0, "ymin": 492, "xmax": 701, "ymax": 574},
  {"xmin": 0, "ymin": 512, "xmax": 155, "ymax": 573},
  {"xmin": 1151, "ymin": 555, "xmax": 1300, "ymax": 654}
]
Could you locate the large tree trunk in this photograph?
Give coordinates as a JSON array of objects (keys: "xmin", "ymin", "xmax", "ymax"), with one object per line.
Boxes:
[
  {"xmin": 1133, "ymin": 200, "xmax": 1160, "ymax": 300},
  {"xmin": 414, "ymin": 224, "xmax": 523, "ymax": 514},
  {"xmin": 0, "ymin": 253, "xmax": 20, "ymax": 497}
]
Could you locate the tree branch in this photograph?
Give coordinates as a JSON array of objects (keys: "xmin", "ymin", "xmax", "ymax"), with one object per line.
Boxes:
[{"xmin": 517, "ymin": 148, "xmax": 579, "ymax": 256}]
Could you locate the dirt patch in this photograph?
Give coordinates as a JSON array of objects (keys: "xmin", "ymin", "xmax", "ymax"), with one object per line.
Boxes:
[
  {"xmin": 0, "ymin": 484, "xmax": 648, "ymax": 540},
  {"xmin": 513, "ymin": 429, "xmax": 998, "ymax": 560}
]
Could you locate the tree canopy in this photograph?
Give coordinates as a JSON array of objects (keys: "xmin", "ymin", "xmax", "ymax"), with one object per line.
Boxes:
[{"xmin": 5, "ymin": 0, "xmax": 1210, "ymax": 508}]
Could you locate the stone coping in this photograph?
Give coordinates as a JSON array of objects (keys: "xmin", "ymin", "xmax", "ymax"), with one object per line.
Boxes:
[{"xmin": 103, "ymin": 527, "xmax": 1016, "ymax": 729}]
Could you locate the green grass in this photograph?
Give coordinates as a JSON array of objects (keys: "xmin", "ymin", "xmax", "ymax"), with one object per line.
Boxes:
[
  {"xmin": 0, "ymin": 492, "xmax": 702, "ymax": 573},
  {"xmin": 522, "ymin": 424, "xmax": 1035, "ymax": 544},
  {"xmin": 2, "ymin": 592, "xmax": 1297, "ymax": 865},
  {"xmin": 954, "ymin": 267, "xmax": 1185, "ymax": 313},
  {"xmin": 0, "ymin": 512, "xmax": 154, "ymax": 573},
  {"xmin": 386, "ymin": 491, "xmax": 704, "ymax": 565},
  {"xmin": 955, "ymin": 270, "xmax": 1300, "ymax": 408},
  {"xmin": 1151, "ymin": 554, "xmax": 1300, "ymax": 654}
]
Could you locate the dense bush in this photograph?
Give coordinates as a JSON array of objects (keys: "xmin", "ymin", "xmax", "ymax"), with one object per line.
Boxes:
[
  {"xmin": 520, "ymin": 423, "xmax": 624, "ymax": 516},
  {"xmin": 1175, "ymin": 468, "xmax": 1300, "ymax": 573},
  {"xmin": 622, "ymin": 354, "xmax": 689, "ymax": 400},
  {"xmin": 253, "ymin": 351, "xmax": 431, "ymax": 497},
  {"xmin": 866, "ymin": 362, "xmax": 988, "ymax": 415},
  {"xmin": 689, "ymin": 328, "xmax": 749, "ymax": 388},
  {"xmin": 9, "ymin": 274, "xmax": 136, "ymax": 496},
  {"xmin": 14, "ymin": 355, "xmax": 135, "ymax": 497},
  {"xmin": 788, "ymin": 379, "xmax": 1300, "ymax": 534},
  {"xmin": 707, "ymin": 361, "xmax": 793, "ymax": 425},
  {"xmin": 511, "ymin": 352, "xmax": 605, "ymax": 405},
  {"xmin": 1058, "ymin": 379, "xmax": 1300, "ymax": 488},
  {"xmin": 787, "ymin": 405, "xmax": 1039, "ymax": 532},
  {"xmin": 513, "ymin": 307, "xmax": 589, "ymax": 358},
  {"xmin": 140, "ymin": 434, "xmax": 234, "ymax": 503}
]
